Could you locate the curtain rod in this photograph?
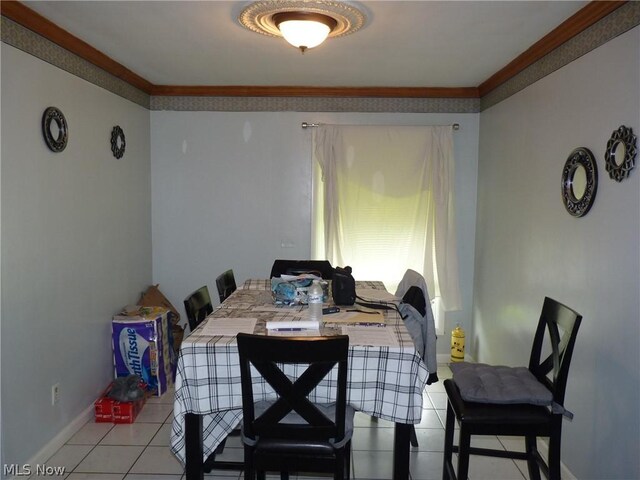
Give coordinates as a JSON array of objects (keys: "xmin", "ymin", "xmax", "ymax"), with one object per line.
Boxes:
[{"xmin": 301, "ymin": 122, "xmax": 460, "ymax": 130}]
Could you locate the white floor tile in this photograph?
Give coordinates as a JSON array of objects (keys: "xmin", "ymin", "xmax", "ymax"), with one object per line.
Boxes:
[
  {"xmin": 409, "ymin": 451, "xmax": 444, "ymax": 480},
  {"xmin": 135, "ymin": 403, "xmax": 173, "ymax": 423},
  {"xmin": 352, "ymin": 449, "xmax": 395, "ymax": 479},
  {"xmin": 100, "ymin": 423, "xmax": 162, "ymax": 446},
  {"xmin": 67, "ymin": 474, "xmax": 125, "ymax": 480},
  {"xmin": 352, "ymin": 426, "xmax": 394, "ymax": 451},
  {"xmin": 466, "ymin": 455, "xmax": 526, "ymax": 480},
  {"xmin": 149, "ymin": 423, "xmax": 173, "ymax": 446},
  {"xmin": 412, "ymin": 428, "xmax": 445, "ymax": 452},
  {"xmin": 414, "ymin": 409, "xmax": 443, "ymax": 429},
  {"xmin": 125, "ymin": 475, "xmax": 183, "ymax": 479},
  {"xmin": 43, "ymin": 444, "xmax": 94, "ymax": 472},
  {"xmin": 426, "ymin": 392, "xmax": 448, "ymax": 410},
  {"xmin": 74, "ymin": 445, "xmax": 144, "ymax": 473},
  {"xmin": 129, "ymin": 446, "xmax": 184, "ymax": 475},
  {"xmin": 67, "ymin": 421, "xmax": 114, "ymax": 445}
]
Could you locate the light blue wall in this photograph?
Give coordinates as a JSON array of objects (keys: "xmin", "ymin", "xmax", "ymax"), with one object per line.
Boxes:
[
  {"xmin": 150, "ymin": 111, "xmax": 479, "ymax": 354},
  {"xmin": 475, "ymin": 26, "xmax": 640, "ymax": 479},
  {"xmin": 1, "ymin": 44, "xmax": 152, "ymax": 468}
]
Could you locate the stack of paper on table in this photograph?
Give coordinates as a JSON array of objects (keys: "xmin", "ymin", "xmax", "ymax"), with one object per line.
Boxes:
[
  {"xmin": 266, "ymin": 318, "xmax": 320, "ymax": 330},
  {"xmin": 323, "ymin": 309, "xmax": 385, "ymax": 325}
]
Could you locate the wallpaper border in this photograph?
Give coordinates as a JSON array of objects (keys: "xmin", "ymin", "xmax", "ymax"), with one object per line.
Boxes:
[
  {"xmin": 481, "ymin": 2, "xmax": 640, "ymax": 111},
  {"xmin": 1, "ymin": 16, "xmax": 150, "ymax": 109}
]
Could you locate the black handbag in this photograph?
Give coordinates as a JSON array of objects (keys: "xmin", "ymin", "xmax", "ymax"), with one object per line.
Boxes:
[{"xmin": 332, "ymin": 266, "xmax": 356, "ymax": 306}]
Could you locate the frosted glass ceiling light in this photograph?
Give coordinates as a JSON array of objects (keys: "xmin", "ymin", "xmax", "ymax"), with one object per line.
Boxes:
[
  {"xmin": 239, "ymin": 1, "xmax": 365, "ymax": 54},
  {"xmin": 274, "ymin": 12, "xmax": 337, "ymax": 52}
]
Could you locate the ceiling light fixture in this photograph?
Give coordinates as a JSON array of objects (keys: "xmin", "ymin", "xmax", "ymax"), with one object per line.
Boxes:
[{"xmin": 239, "ymin": 1, "xmax": 365, "ymax": 54}]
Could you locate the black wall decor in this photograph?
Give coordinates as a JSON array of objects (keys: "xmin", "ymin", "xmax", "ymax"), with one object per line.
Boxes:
[
  {"xmin": 42, "ymin": 106, "xmax": 68, "ymax": 152},
  {"xmin": 111, "ymin": 125, "xmax": 126, "ymax": 159},
  {"xmin": 604, "ymin": 125, "xmax": 636, "ymax": 182},
  {"xmin": 562, "ymin": 147, "xmax": 598, "ymax": 218}
]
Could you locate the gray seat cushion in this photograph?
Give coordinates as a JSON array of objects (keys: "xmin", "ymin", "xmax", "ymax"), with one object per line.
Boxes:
[{"xmin": 450, "ymin": 362, "xmax": 552, "ymax": 406}]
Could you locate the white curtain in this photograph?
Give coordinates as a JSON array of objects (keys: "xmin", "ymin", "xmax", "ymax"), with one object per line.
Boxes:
[{"xmin": 312, "ymin": 125, "xmax": 461, "ymax": 311}]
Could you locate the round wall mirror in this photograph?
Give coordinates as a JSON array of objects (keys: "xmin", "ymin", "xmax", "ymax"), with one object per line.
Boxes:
[
  {"xmin": 111, "ymin": 125, "xmax": 126, "ymax": 159},
  {"xmin": 42, "ymin": 107, "xmax": 68, "ymax": 152},
  {"xmin": 562, "ymin": 147, "xmax": 597, "ymax": 217},
  {"xmin": 605, "ymin": 126, "xmax": 636, "ymax": 182}
]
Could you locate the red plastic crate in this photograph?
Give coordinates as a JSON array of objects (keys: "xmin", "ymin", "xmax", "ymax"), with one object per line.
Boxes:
[{"xmin": 94, "ymin": 381, "xmax": 147, "ymax": 423}]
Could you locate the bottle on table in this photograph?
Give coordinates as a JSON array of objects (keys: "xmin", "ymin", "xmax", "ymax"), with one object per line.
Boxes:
[{"xmin": 307, "ymin": 280, "xmax": 324, "ymax": 322}]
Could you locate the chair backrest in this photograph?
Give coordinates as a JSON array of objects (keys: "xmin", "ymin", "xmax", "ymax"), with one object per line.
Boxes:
[
  {"xmin": 237, "ymin": 333, "xmax": 349, "ymax": 445},
  {"xmin": 270, "ymin": 259, "xmax": 334, "ymax": 279},
  {"xmin": 528, "ymin": 297, "xmax": 582, "ymax": 406},
  {"xmin": 215, "ymin": 269, "xmax": 237, "ymax": 303},
  {"xmin": 183, "ymin": 286, "xmax": 213, "ymax": 332}
]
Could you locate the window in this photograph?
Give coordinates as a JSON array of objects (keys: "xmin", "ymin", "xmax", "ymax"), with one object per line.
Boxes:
[{"xmin": 311, "ymin": 125, "xmax": 461, "ymax": 332}]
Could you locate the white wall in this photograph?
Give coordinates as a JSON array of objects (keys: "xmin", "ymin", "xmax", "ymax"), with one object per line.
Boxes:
[
  {"xmin": 1, "ymin": 44, "xmax": 152, "ymax": 467},
  {"xmin": 475, "ymin": 27, "xmax": 639, "ymax": 479},
  {"xmin": 151, "ymin": 111, "xmax": 479, "ymax": 353}
]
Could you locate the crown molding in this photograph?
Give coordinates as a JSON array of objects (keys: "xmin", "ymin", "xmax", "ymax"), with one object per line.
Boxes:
[
  {"xmin": 0, "ymin": 0, "xmax": 153, "ymax": 93},
  {"xmin": 478, "ymin": 1, "xmax": 627, "ymax": 97}
]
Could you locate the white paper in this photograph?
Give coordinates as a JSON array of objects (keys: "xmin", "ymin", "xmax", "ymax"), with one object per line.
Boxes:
[
  {"xmin": 252, "ymin": 305, "xmax": 303, "ymax": 312},
  {"xmin": 200, "ymin": 317, "xmax": 257, "ymax": 336},
  {"xmin": 357, "ymin": 288, "xmax": 399, "ymax": 303},
  {"xmin": 268, "ymin": 329, "xmax": 321, "ymax": 337},
  {"xmin": 266, "ymin": 320, "xmax": 320, "ymax": 330},
  {"xmin": 342, "ymin": 325, "xmax": 399, "ymax": 347}
]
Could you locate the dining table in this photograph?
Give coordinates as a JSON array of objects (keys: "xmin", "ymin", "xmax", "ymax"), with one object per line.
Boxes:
[{"xmin": 170, "ymin": 278, "xmax": 430, "ymax": 480}]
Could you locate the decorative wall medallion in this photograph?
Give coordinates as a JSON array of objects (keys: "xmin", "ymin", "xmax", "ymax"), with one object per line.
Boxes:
[
  {"xmin": 604, "ymin": 125, "xmax": 636, "ymax": 182},
  {"xmin": 110, "ymin": 125, "xmax": 126, "ymax": 159},
  {"xmin": 42, "ymin": 107, "xmax": 68, "ymax": 152},
  {"xmin": 562, "ymin": 147, "xmax": 598, "ymax": 218}
]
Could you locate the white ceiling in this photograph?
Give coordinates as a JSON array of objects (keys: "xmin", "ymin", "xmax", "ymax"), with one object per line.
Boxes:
[{"xmin": 23, "ymin": 1, "xmax": 587, "ymax": 88}]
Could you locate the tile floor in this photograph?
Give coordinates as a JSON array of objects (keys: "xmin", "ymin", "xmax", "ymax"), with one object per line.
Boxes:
[{"xmin": 29, "ymin": 365, "xmax": 531, "ymax": 479}]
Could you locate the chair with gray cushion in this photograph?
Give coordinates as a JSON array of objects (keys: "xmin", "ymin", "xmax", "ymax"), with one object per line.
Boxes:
[{"xmin": 442, "ymin": 297, "xmax": 582, "ymax": 480}]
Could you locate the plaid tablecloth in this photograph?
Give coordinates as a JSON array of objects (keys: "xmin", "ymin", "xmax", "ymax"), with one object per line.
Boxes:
[{"xmin": 170, "ymin": 279, "xmax": 429, "ymax": 464}]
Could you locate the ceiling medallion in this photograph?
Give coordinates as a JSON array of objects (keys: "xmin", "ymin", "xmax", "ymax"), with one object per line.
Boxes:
[{"xmin": 239, "ymin": 1, "xmax": 366, "ymax": 52}]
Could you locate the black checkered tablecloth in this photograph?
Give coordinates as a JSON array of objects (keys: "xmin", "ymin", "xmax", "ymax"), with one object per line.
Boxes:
[{"xmin": 170, "ymin": 279, "xmax": 429, "ymax": 464}]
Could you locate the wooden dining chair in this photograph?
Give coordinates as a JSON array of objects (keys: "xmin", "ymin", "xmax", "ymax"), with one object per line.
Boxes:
[
  {"xmin": 183, "ymin": 285, "xmax": 213, "ymax": 332},
  {"xmin": 269, "ymin": 259, "xmax": 334, "ymax": 279},
  {"xmin": 237, "ymin": 333, "xmax": 354, "ymax": 480},
  {"xmin": 442, "ymin": 297, "xmax": 582, "ymax": 480},
  {"xmin": 215, "ymin": 269, "xmax": 237, "ymax": 303}
]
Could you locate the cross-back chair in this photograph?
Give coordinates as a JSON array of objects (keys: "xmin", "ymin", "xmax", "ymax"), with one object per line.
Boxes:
[
  {"xmin": 269, "ymin": 259, "xmax": 334, "ymax": 279},
  {"xmin": 216, "ymin": 269, "xmax": 237, "ymax": 303},
  {"xmin": 442, "ymin": 296, "xmax": 582, "ymax": 480},
  {"xmin": 237, "ymin": 333, "xmax": 353, "ymax": 480},
  {"xmin": 183, "ymin": 285, "xmax": 213, "ymax": 332}
]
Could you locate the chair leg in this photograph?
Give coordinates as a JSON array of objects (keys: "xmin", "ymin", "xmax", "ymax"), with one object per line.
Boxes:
[
  {"xmin": 243, "ymin": 446, "xmax": 253, "ymax": 480},
  {"xmin": 547, "ymin": 423, "xmax": 563, "ymax": 480},
  {"xmin": 279, "ymin": 472, "xmax": 289, "ymax": 480},
  {"xmin": 525, "ymin": 436, "xmax": 541, "ymax": 480},
  {"xmin": 442, "ymin": 401, "xmax": 456, "ymax": 480},
  {"xmin": 456, "ymin": 426, "xmax": 471, "ymax": 480},
  {"xmin": 410, "ymin": 425, "xmax": 419, "ymax": 447}
]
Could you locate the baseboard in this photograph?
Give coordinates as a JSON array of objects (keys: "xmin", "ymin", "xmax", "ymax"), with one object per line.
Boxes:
[
  {"xmin": 6, "ymin": 403, "xmax": 94, "ymax": 480},
  {"xmin": 536, "ymin": 438, "xmax": 577, "ymax": 480}
]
